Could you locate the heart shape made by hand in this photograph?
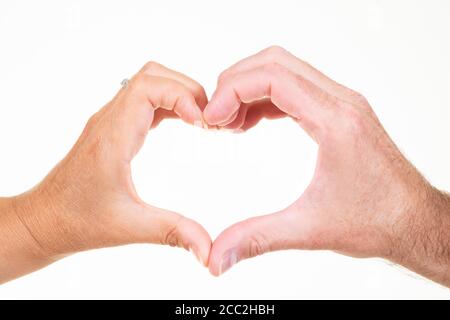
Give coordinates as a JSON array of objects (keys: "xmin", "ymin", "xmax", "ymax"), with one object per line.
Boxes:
[
  {"xmin": 30, "ymin": 46, "xmax": 417, "ymax": 280},
  {"xmin": 123, "ymin": 46, "xmax": 402, "ymax": 277}
]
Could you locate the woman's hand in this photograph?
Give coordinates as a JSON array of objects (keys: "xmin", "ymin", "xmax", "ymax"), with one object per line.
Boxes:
[{"xmin": 0, "ymin": 62, "xmax": 211, "ymax": 283}]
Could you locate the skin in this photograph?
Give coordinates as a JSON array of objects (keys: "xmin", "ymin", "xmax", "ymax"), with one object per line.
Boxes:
[
  {"xmin": 1, "ymin": 47, "xmax": 449, "ymax": 288},
  {"xmin": 0, "ymin": 62, "xmax": 212, "ymax": 284},
  {"xmin": 204, "ymin": 46, "xmax": 450, "ymax": 287}
]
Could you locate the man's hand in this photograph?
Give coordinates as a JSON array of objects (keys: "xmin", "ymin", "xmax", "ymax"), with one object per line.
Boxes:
[
  {"xmin": 0, "ymin": 62, "xmax": 211, "ymax": 283},
  {"xmin": 204, "ymin": 46, "xmax": 450, "ymax": 286}
]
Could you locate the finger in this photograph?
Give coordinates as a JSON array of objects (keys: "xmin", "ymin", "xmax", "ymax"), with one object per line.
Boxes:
[
  {"xmin": 204, "ymin": 63, "xmax": 335, "ymax": 141},
  {"xmin": 216, "ymin": 108, "xmax": 240, "ymax": 127},
  {"xmin": 151, "ymin": 109, "xmax": 178, "ymax": 129},
  {"xmin": 221, "ymin": 104, "xmax": 250, "ymax": 130},
  {"xmin": 240, "ymin": 104, "xmax": 285, "ymax": 131},
  {"xmin": 125, "ymin": 203, "xmax": 212, "ymax": 267},
  {"xmin": 218, "ymin": 46, "xmax": 362, "ymax": 105},
  {"xmin": 141, "ymin": 61, "xmax": 208, "ymax": 110},
  {"xmin": 126, "ymin": 73, "xmax": 201, "ymax": 123},
  {"xmin": 223, "ymin": 100, "xmax": 286, "ymax": 131},
  {"xmin": 113, "ymin": 74, "xmax": 202, "ymax": 160},
  {"xmin": 208, "ymin": 204, "xmax": 314, "ymax": 276}
]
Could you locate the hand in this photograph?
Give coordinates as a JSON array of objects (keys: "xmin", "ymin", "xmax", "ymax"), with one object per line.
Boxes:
[
  {"xmin": 0, "ymin": 62, "xmax": 211, "ymax": 283},
  {"xmin": 203, "ymin": 46, "xmax": 450, "ymax": 286}
]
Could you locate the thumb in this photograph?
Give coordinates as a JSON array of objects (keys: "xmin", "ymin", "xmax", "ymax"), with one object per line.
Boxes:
[
  {"xmin": 120, "ymin": 203, "xmax": 212, "ymax": 267},
  {"xmin": 208, "ymin": 204, "xmax": 315, "ymax": 276}
]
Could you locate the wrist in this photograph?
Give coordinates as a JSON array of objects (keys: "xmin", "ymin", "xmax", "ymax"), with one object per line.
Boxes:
[
  {"xmin": 10, "ymin": 185, "xmax": 75, "ymax": 261},
  {"xmin": 388, "ymin": 184, "xmax": 450, "ymax": 285},
  {"xmin": 0, "ymin": 195, "xmax": 55, "ymax": 282},
  {"xmin": 9, "ymin": 191, "xmax": 58, "ymax": 261}
]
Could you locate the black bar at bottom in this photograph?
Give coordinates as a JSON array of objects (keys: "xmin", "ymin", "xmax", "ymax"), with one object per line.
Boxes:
[{"xmin": 0, "ymin": 299, "xmax": 437, "ymax": 318}]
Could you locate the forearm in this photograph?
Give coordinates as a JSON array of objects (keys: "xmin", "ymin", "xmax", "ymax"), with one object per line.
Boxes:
[
  {"xmin": 391, "ymin": 187, "xmax": 450, "ymax": 287},
  {"xmin": 0, "ymin": 195, "xmax": 54, "ymax": 284}
]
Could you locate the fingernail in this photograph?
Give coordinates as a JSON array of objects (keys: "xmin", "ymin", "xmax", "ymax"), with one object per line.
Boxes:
[
  {"xmin": 190, "ymin": 247, "xmax": 205, "ymax": 266},
  {"xmin": 194, "ymin": 116, "xmax": 209, "ymax": 129},
  {"xmin": 208, "ymin": 125, "xmax": 219, "ymax": 131},
  {"xmin": 219, "ymin": 249, "xmax": 238, "ymax": 275},
  {"xmin": 202, "ymin": 120, "xmax": 209, "ymax": 130}
]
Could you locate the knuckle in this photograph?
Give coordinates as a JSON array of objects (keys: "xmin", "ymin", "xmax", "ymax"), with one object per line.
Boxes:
[
  {"xmin": 262, "ymin": 45, "xmax": 288, "ymax": 59},
  {"xmin": 178, "ymin": 93, "xmax": 195, "ymax": 109},
  {"xmin": 83, "ymin": 110, "xmax": 103, "ymax": 137},
  {"xmin": 175, "ymin": 83, "xmax": 193, "ymax": 100},
  {"xmin": 163, "ymin": 217, "xmax": 183, "ymax": 248},
  {"xmin": 164, "ymin": 224, "xmax": 180, "ymax": 247},
  {"xmin": 192, "ymin": 82, "xmax": 206, "ymax": 97},
  {"xmin": 133, "ymin": 71, "xmax": 147, "ymax": 84},
  {"xmin": 339, "ymin": 102, "xmax": 367, "ymax": 135},
  {"xmin": 142, "ymin": 60, "xmax": 162, "ymax": 73},
  {"xmin": 131, "ymin": 72, "xmax": 151, "ymax": 91},
  {"xmin": 85, "ymin": 113, "xmax": 99, "ymax": 133},
  {"xmin": 349, "ymin": 90, "xmax": 370, "ymax": 107},
  {"xmin": 217, "ymin": 69, "xmax": 232, "ymax": 85},
  {"xmin": 247, "ymin": 232, "xmax": 269, "ymax": 258}
]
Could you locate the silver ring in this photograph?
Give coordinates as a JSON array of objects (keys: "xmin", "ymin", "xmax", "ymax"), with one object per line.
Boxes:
[{"xmin": 121, "ymin": 78, "xmax": 129, "ymax": 89}]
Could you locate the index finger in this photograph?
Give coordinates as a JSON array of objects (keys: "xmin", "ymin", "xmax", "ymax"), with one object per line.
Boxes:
[
  {"xmin": 203, "ymin": 63, "xmax": 336, "ymax": 142},
  {"xmin": 141, "ymin": 62, "xmax": 208, "ymax": 109},
  {"xmin": 218, "ymin": 46, "xmax": 362, "ymax": 106}
]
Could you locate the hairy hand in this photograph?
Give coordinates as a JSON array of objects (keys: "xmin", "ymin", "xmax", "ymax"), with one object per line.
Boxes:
[{"xmin": 203, "ymin": 46, "xmax": 450, "ymax": 286}]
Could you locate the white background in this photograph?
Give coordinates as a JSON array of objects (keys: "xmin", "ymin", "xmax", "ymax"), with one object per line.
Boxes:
[{"xmin": 0, "ymin": 0, "xmax": 449, "ymax": 299}]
